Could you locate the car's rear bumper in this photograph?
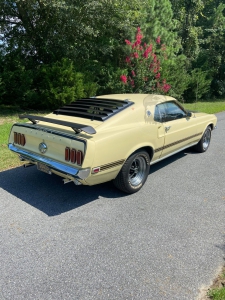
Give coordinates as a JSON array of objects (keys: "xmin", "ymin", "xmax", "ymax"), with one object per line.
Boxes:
[{"xmin": 8, "ymin": 143, "xmax": 90, "ymax": 180}]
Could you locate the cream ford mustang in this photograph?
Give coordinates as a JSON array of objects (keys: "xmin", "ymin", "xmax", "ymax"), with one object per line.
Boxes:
[{"xmin": 8, "ymin": 94, "xmax": 217, "ymax": 193}]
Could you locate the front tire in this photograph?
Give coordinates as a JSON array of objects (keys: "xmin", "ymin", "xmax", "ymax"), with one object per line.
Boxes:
[
  {"xmin": 194, "ymin": 126, "xmax": 211, "ymax": 153},
  {"xmin": 113, "ymin": 150, "xmax": 150, "ymax": 194}
]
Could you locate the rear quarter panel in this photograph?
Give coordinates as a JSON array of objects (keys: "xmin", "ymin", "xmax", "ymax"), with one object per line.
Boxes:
[
  {"xmin": 84, "ymin": 122, "xmax": 158, "ymax": 185},
  {"xmin": 194, "ymin": 113, "xmax": 217, "ymax": 135}
]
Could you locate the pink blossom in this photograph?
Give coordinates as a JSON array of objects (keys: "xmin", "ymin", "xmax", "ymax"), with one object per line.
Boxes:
[
  {"xmin": 133, "ymin": 52, "xmax": 139, "ymax": 59},
  {"xmin": 149, "ymin": 44, "xmax": 153, "ymax": 51},
  {"xmin": 134, "ymin": 39, "xmax": 141, "ymax": 46},
  {"xmin": 155, "ymin": 73, "xmax": 161, "ymax": 79},
  {"xmin": 125, "ymin": 56, "xmax": 131, "ymax": 63},
  {"xmin": 143, "ymin": 44, "xmax": 153, "ymax": 58},
  {"xmin": 135, "ymin": 27, "xmax": 143, "ymax": 46},
  {"xmin": 162, "ymin": 83, "xmax": 171, "ymax": 93},
  {"xmin": 125, "ymin": 39, "xmax": 131, "ymax": 45},
  {"xmin": 134, "ymin": 34, "xmax": 142, "ymax": 46},
  {"xmin": 120, "ymin": 75, "xmax": 127, "ymax": 84},
  {"xmin": 143, "ymin": 50, "xmax": 149, "ymax": 59},
  {"xmin": 156, "ymin": 36, "xmax": 161, "ymax": 44},
  {"xmin": 131, "ymin": 70, "xmax": 136, "ymax": 77}
]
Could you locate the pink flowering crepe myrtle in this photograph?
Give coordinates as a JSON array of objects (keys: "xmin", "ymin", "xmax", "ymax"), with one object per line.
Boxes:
[
  {"xmin": 120, "ymin": 28, "xmax": 171, "ymax": 94},
  {"xmin": 120, "ymin": 75, "xmax": 127, "ymax": 84}
]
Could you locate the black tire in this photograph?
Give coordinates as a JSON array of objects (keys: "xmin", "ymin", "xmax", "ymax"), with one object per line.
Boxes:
[
  {"xmin": 113, "ymin": 150, "xmax": 150, "ymax": 194},
  {"xmin": 193, "ymin": 126, "xmax": 211, "ymax": 153}
]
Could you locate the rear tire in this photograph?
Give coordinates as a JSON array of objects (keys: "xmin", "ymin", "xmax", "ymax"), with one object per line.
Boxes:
[
  {"xmin": 194, "ymin": 126, "xmax": 211, "ymax": 153},
  {"xmin": 113, "ymin": 150, "xmax": 150, "ymax": 194}
]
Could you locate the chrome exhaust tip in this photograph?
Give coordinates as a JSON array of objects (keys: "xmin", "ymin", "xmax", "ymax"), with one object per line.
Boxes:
[{"xmin": 23, "ymin": 163, "xmax": 34, "ymax": 168}]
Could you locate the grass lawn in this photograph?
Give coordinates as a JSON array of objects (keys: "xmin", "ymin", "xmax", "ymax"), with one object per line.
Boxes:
[
  {"xmin": 208, "ymin": 288, "xmax": 225, "ymax": 300},
  {"xmin": 182, "ymin": 100, "xmax": 225, "ymax": 114},
  {"xmin": 207, "ymin": 267, "xmax": 225, "ymax": 300}
]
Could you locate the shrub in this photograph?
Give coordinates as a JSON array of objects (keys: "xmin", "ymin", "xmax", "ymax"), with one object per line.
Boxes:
[
  {"xmin": 0, "ymin": 58, "xmax": 98, "ymax": 109},
  {"xmin": 184, "ymin": 68, "xmax": 212, "ymax": 102},
  {"xmin": 160, "ymin": 55, "xmax": 191, "ymax": 100}
]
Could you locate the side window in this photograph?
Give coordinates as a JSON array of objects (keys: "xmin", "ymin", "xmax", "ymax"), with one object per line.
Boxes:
[
  {"xmin": 154, "ymin": 106, "xmax": 161, "ymax": 122},
  {"xmin": 154, "ymin": 104, "xmax": 167, "ymax": 122},
  {"xmin": 164, "ymin": 102, "xmax": 186, "ymax": 121}
]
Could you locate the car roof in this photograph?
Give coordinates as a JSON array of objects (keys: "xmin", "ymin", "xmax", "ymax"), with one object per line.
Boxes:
[{"xmin": 96, "ymin": 94, "xmax": 176, "ymax": 106}]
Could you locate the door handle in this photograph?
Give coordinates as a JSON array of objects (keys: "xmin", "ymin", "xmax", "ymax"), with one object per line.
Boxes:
[{"xmin": 165, "ymin": 126, "xmax": 171, "ymax": 132}]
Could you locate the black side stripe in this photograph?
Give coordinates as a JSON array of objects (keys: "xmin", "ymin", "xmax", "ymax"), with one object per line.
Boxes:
[
  {"xmin": 155, "ymin": 132, "xmax": 202, "ymax": 153},
  {"xmin": 94, "ymin": 159, "xmax": 125, "ymax": 173}
]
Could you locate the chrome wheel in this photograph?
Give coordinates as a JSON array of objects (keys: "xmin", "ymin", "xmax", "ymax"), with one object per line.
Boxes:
[
  {"xmin": 194, "ymin": 125, "xmax": 211, "ymax": 153},
  {"xmin": 129, "ymin": 156, "xmax": 147, "ymax": 186},
  {"xmin": 203, "ymin": 128, "xmax": 211, "ymax": 150},
  {"xmin": 113, "ymin": 150, "xmax": 150, "ymax": 194}
]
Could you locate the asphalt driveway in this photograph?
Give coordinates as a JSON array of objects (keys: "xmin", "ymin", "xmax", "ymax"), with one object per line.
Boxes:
[{"xmin": 0, "ymin": 112, "xmax": 225, "ymax": 300}]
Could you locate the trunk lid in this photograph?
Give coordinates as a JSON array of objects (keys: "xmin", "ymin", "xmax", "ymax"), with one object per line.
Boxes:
[{"xmin": 9, "ymin": 122, "xmax": 88, "ymax": 167}]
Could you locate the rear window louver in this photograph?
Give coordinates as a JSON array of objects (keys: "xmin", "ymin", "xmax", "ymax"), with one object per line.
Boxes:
[{"xmin": 53, "ymin": 98, "xmax": 134, "ymax": 121}]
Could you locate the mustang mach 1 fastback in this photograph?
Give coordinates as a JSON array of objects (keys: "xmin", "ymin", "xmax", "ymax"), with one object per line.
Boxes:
[{"xmin": 8, "ymin": 94, "xmax": 217, "ymax": 193}]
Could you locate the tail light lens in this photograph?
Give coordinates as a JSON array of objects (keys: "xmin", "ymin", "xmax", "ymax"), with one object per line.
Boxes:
[
  {"xmin": 64, "ymin": 148, "xmax": 83, "ymax": 165},
  {"xmin": 14, "ymin": 132, "xmax": 18, "ymax": 144},
  {"xmin": 14, "ymin": 132, "xmax": 26, "ymax": 146},
  {"xmin": 70, "ymin": 149, "xmax": 76, "ymax": 164},
  {"xmin": 18, "ymin": 133, "xmax": 21, "ymax": 145},
  {"xmin": 21, "ymin": 134, "xmax": 26, "ymax": 146},
  {"xmin": 65, "ymin": 147, "xmax": 70, "ymax": 161},
  {"xmin": 76, "ymin": 151, "xmax": 83, "ymax": 166}
]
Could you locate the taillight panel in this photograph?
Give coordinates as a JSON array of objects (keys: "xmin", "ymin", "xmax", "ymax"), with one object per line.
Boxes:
[
  {"xmin": 65, "ymin": 147, "xmax": 83, "ymax": 165},
  {"xmin": 14, "ymin": 132, "xmax": 26, "ymax": 146}
]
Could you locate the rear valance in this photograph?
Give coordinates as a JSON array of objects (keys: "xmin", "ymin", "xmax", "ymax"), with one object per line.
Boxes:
[{"xmin": 19, "ymin": 115, "xmax": 96, "ymax": 134}]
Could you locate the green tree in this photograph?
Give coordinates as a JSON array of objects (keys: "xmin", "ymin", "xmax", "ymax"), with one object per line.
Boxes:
[
  {"xmin": 170, "ymin": 0, "xmax": 205, "ymax": 62},
  {"xmin": 201, "ymin": 2, "xmax": 225, "ymax": 96},
  {"xmin": 0, "ymin": 0, "xmax": 141, "ymax": 65},
  {"xmin": 160, "ymin": 55, "xmax": 190, "ymax": 99},
  {"xmin": 184, "ymin": 68, "xmax": 211, "ymax": 101},
  {"xmin": 37, "ymin": 59, "xmax": 98, "ymax": 109},
  {"xmin": 0, "ymin": 0, "xmax": 142, "ymax": 106},
  {"xmin": 140, "ymin": 0, "xmax": 178, "ymax": 52}
]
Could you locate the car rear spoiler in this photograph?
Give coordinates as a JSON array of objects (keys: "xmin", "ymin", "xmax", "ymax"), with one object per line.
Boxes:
[{"xmin": 19, "ymin": 115, "xmax": 96, "ymax": 134}]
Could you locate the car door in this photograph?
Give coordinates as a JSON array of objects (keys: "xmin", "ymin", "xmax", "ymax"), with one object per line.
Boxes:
[
  {"xmin": 153, "ymin": 104, "xmax": 166, "ymax": 159},
  {"xmin": 156, "ymin": 101, "xmax": 198, "ymax": 158}
]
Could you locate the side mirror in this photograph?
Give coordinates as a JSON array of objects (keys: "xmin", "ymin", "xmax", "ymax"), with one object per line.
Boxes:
[{"xmin": 186, "ymin": 112, "xmax": 192, "ymax": 118}]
